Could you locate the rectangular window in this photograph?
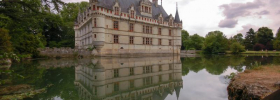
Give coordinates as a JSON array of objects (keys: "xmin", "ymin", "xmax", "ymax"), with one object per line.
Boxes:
[
  {"xmin": 129, "ymin": 23, "xmax": 134, "ymax": 32},
  {"xmin": 143, "ymin": 25, "xmax": 145, "ymax": 33},
  {"xmin": 130, "ymin": 68, "xmax": 134, "ymax": 75},
  {"xmin": 129, "ymin": 36, "xmax": 134, "ymax": 44},
  {"xmin": 169, "ymin": 29, "xmax": 172, "ymax": 36},
  {"xmin": 150, "ymin": 38, "xmax": 153, "ymax": 45},
  {"xmin": 158, "ymin": 28, "xmax": 161, "ymax": 35},
  {"xmin": 169, "ymin": 73, "xmax": 173, "ymax": 80},
  {"xmin": 114, "ymin": 69, "xmax": 119, "ymax": 78},
  {"xmin": 114, "ymin": 35, "xmax": 119, "ymax": 43},
  {"xmin": 130, "ymin": 80, "xmax": 134, "ymax": 88},
  {"xmin": 159, "ymin": 39, "xmax": 162, "ymax": 45},
  {"xmin": 169, "ymin": 40, "xmax": 172, "ymax": 45},
  {"xmin": 93, "ymin": 5, "xmax": 96, "ymax": 10},
  {"xmin": 114, "ymin": 82, "xmax": 119, "ymax": 92},
  {"xmin": 114, "ymin": 21, "xmax": 118, "ymax": 30},
  {"xmin": 169, "ymin": 64, "xmax": 172, "ymax": 70},
  {"xmin": 143, "ymin": 37, "xmax": 145, "ymax": 44},
  {"xmin": 150, "ymin": 27, "xmax": 152, "ymax": 34},
  {"xmin": 146, "ymin": 37, "xmax": 149, "ymax": 45},
  {"xmin": 159, "ymin": 65, "xmax": 162, "ymax": 71},
  {"xmin": 94, "ymin": 18, "xmax": 97, "ymax": 27},
  {"xmin": 146, "ymin": 26, "xmax": 149, "ymax": 33}
]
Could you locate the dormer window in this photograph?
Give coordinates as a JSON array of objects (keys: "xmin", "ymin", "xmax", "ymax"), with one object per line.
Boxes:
[
  {"xmin": 115, "ymin": 7, "xmax": 119, "ymax": 15},
  {"xmin": 158, "ymin": 17, "xmax": 163, "ymax": 24},
  {"xmin": 131, "ymin": 10, "xmax": 135, "ymax": 18},
  {"xmin": 169, "ymin": 20, "xmax": 173, "ymax": 26}
]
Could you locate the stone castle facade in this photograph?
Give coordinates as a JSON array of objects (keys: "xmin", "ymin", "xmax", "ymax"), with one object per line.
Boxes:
[{"xmin": 74, "ymin": 0, "xmax": 182, "ymax": 56}]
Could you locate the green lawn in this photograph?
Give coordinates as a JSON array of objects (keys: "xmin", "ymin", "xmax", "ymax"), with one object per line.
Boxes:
[
  {"xmin": 241, "ymin": 51, "xmax": 280, "ymax": 54},
  {"xmin": 225, "ymin": 51, "xmax": 280, "ymax": 54}
]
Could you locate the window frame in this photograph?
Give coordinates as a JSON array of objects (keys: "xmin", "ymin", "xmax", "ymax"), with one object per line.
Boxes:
[
  {"xmin": 114, "ymin": 35, "xmax": 119, "ymax": 44},
  {"xmin": 129, "ymin": 36, "xmax": 134, "ymax": 44},
  {"xmin": 114, "ymin": 21, "xmax": 119, "ymax": 30}
]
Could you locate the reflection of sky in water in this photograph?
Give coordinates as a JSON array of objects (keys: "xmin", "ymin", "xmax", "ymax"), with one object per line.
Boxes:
[{"xmin": 165, "ymin": 67, "xmax": 239, "ymax": 100}]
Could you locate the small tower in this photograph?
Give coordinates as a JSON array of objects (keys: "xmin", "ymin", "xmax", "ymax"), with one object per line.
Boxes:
[
  {"xmin": 153, "ymin": 0, "xmax": 158, "ymax": 6},
  {"xmin": 174, "ymin": 2, "xmax": 181, "ymax": 23}
]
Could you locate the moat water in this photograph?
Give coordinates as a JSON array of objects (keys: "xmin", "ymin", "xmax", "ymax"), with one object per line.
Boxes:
[{"xmin": 8, "ymin": 55, "xmax": 280, "ymax": 100}]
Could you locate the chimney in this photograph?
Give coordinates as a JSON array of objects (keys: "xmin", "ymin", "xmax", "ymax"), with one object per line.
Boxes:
[{"xmin": 153, "ymin": 0, "xmax": 158, "ymax": 6}]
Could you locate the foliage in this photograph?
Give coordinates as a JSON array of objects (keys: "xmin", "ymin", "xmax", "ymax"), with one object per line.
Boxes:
[
  {"xmin": 184, "ymin": 34, "xmax": 204, "ymax": 50},
  {"xmin": 181, "ymin": 30, "xmax": 189, "ymax": 50},
  {"xmin": 256, "ymin": 27, "xmax": 274, "ymax": 50},
  {"xmin": 232, "ymin": 33, "xmax": 244, "ymax": 44},
  {"xmin": 244, "ymin": 28, "xmax": 256, "ymax": 50},
  {"xmin": 0, "ymin": 0, "xmax": 89, "ymax": 56},
  {"xmin": 202, "ymin": 31, "xmax": 228, "ymax": 54},
  {"xmin": 230, "ymin": 42, "xmax": 245, "ymax": 54},
  {"xmin": 254, "ymin": 43, "xmax": 265, "ymax": 51},
  {"xmin": 0, "ymin": 28, "xmax": 13, "ymax": 54},
  {"xmin": 273, "ymin": 28, "xmax": 280, "ymax": 50}
]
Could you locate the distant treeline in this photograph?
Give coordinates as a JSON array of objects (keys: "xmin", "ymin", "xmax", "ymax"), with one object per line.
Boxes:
[{"xmin": 181, "ymin": 27, "xmax": 280, "ymax": 54}]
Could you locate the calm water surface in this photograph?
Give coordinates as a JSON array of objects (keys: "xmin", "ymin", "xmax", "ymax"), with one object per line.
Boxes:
[{"xmin": 9, "ymin": 55, "xmax": 280, "ymax": 100}]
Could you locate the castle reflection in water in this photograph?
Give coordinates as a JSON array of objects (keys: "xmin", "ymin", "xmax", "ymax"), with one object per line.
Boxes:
[{"xmin": 74, "ymin": 56, "xmax": 183, "ymax": 100}]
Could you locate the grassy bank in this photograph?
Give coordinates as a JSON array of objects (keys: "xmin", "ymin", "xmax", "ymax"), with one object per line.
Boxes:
[
  {"xmin": 242, "ymin": 51, "xmax": 280, "ymax": 54},
  {"xmin": 225, "ymin": 51, "xmax": 280, "ymax": 54}
]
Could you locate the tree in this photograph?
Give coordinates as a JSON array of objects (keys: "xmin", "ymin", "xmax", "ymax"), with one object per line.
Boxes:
[
  {"xmin": 181, "ymin": 30, "xmax": 189, "ymax": 50},
  {"xmin": 184, "ymin": 34, "xmax": 204, "ymax": 50},
  {"xmin": 202, "ymin": 31, "xmax": 228, "ymax": 54},
  {"xmin": 0, "ymin": 28, "xmax": 12, "ymax": 53},
  {"xmin": 230, "ymin": 42, "xmax": 245, "ymax": 54},
  {"xmin": 273, "ymin": 27, "xmax": 280, "ymax": 50},
  {"xmin": 254, "ymin": 43, "xmax": 265, "ymax": 51},
  {"xmin": 256, "ymin": 27, "xmax": 274, "ymax": 50},
  {"xmin": 244, "ymin": 28, "xmax": 256, "ymax": 50},
  {"xmin": 233, "ymin": 33, "xmax": 244, "ymax": 44}
]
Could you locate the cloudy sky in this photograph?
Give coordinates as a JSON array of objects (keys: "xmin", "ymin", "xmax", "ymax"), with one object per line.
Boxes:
[{"xmin": 63, "ymin": 0, "xmax": 280, "ymax": 37}]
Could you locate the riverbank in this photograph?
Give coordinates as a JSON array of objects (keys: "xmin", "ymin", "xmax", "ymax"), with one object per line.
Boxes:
[{"xmin": 227, "ymin": 65, "xmax": 280, "ymax": 100}]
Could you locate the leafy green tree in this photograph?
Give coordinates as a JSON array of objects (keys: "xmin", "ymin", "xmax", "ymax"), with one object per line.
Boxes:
[
  {"xmin": 230, "ymin": 42, "xmax": 245, "ymax": 54},
  {"xmin": 184, "ymin": 34, "xmax": 204, "ymax": 50},
  {"xmin": 181, "ymin": 30, "xmax": 189, "ymax": 50},
  {"xmin": 256, "ymin": 27, "xmax": 274, "ymax": 50},
  {"xmin": 233, "ymin": 33, "xmax": 244, "ymax": 44},
  {"xmin": 273, "ymin": 28, "xmax": 280, "ymax": 50},
  {"xmin": 0, "ymin": 28, "xmax": 12, "ymax": 53},
  {"xmin": 202, "ymin": 31, "xmax": 228, "ymax": 54},
  {"xmin": 244, "ymin": 28, "xmax": 256, "ymax": 50}
]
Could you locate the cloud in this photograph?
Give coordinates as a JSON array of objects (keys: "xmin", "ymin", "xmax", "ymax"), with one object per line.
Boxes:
[
  {"xmin": 256, "ymin": 10, "xmax": 270, "ymax": 15},
  {"xmin": 277, "ymin": 10, "xmax": 280, "ymax": 14},
  {"xmin": 220, "ymin": 0, "xmax": 264, "ymax": 19},
  {"xmin": 238, "ymin": 24, "xmax": 259, "ymax": 35},
  {"xmin": 218, "ymin": 19, "xmax": 238, "ymax": 28}
]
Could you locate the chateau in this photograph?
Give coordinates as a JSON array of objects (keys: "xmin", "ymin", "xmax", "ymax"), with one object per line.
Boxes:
[
  {"xmin": 74, "ymin": 56, "xmax": 183, "ymax": 100},
  {"xmin": 74, "ymin": 0, "xmax": 182, "ymax": 56}
]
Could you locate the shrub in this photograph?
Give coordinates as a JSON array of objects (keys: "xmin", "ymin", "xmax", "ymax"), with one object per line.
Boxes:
[
  {"xmin": 230, "ymin": 42, "xmax": 245, "ymax": 54},
  {"xmin": 254, "ymin": 43, "xmax": 265, "ymax": 51}
]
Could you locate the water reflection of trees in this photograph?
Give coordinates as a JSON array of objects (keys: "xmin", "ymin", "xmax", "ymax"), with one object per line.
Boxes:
[
  {"xmin": 182, "ymin": 55, "xmax": 280, "ymax": 75},
  {"xmin": 182, "ymin": 55, "xmax": 246, "ymax": 75},
  {"xmin": 10, "ymin": 61, "xmax": 79, "ymax": 100}
]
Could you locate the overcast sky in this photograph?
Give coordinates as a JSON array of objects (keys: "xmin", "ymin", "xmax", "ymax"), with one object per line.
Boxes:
[{"xmin": 62, "ymin": 0, "xmax": 280, "ymax": 37}]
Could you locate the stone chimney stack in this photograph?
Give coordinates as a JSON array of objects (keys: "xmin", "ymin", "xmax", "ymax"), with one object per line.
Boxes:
[{"xmin": 153, "ymin": 0, "xmax": 158, "ymax": 6}]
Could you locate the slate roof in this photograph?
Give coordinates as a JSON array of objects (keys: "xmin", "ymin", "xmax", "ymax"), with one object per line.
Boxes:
[
  {"xmin": 174, "ymin": 9, "xmax": 181, "ymax": 23},
  {"xmin": 97, "ymin": 0, "xmax": 169, "ymax": 20}
]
